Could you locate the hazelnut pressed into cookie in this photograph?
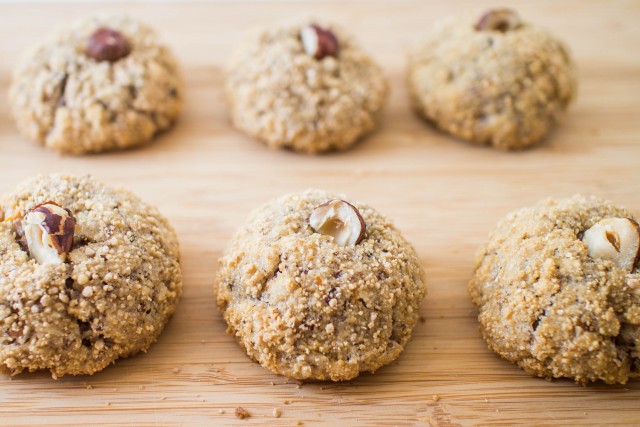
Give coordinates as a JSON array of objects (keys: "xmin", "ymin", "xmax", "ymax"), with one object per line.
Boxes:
[
  {"xmin": 216, "ymin": 190, "xmax": 426, "ymax": 381},
  {"xmin": 469, "ymin": 196, "xmax": 640, "ymax": 384},
  {"xmin": 407, "ymin": 8, "xmax": 577, "ymax": 150},
  {"xmin": 8, "ymin": 15, "xmax": 183, "ymax": 155},
  {"xmin": 225, "ymin": 20, "xmax": 389, "ymax": 154},
  {"xmin": 0, "ymin": 174, "xmax": 182, "ymax": 377}
]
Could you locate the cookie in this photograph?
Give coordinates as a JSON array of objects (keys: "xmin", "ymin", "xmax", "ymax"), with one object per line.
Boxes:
[
  {"xmin": 0, "ymin": 174, "xmax": 182, "ymax": 377},
  {"xmin": 216, "ymin": 190, "xmax": 426, "ymax": 381},
  {"xmin": 469, "ymin": 196, "xmax": 640, "ymax": 384},
  {"xmin": 225, "ymin": 20, "xmax": 388, "ymax": 154},
  {"xmin": 407, "ymin": 8, "xmax": 577, "ymax": 150},
  {"xmin": 9, "ymin": 15, "xmax": 183, "ymax": 155}
]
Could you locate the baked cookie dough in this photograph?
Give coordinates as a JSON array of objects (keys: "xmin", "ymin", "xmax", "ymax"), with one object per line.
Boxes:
[
  {"xmin": 469, "ymin": 196, "xmax": 640, "ymax": 384},
  {"xmin": 216, "ymin": 190, "xmax": 426, "ymax": 380},
  {"xmin": 407, "ymin": 8, "xmax": 577, "ymax": 150},
  {"xmin": 225, "ymin": 20, "xmax": 388, "ymax": 153},
  {"xmin": 9, "ymin": 15, "xmax": 183, "ymax": 155},
  {"xmin": 0, "ymin": 174, "xmax": 182, "ymax": 377}
]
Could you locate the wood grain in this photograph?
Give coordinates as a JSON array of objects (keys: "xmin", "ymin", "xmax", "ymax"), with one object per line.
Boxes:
[{"xmin": 1, "ymin": 1, "xmax": 639, "ymax": 426}]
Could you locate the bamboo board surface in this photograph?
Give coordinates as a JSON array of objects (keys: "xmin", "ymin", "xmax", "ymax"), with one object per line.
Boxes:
[{"xmin": 0, "ymin": 1, "xmax": 639, "ymax": 426}]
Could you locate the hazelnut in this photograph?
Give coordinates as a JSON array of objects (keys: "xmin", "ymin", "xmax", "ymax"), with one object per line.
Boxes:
[
  {"xmin": 582, "ymin": 217, "xmax": 640, "ymax": 272},
  {"xmin": 475, "ymin": 8, "xmax": 522, "ymax": 32},
  {"xmin": 86, "ymin": 27, "xmax": 131, "ymax": 62},
  {"xmin": 301, "ymin": 24, "xmax": 338, "ymax": 60},
  {"xmin": 309, "ymin": 199, "xmax": 365, "ymax": 246},
  {"xmin": 22, "ymin": 202, "xmax": 75, "ymax": 265}
]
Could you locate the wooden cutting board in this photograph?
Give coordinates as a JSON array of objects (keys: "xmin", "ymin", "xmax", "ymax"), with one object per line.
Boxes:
[{"xmin": 1, "ymin": 1, "xmax": 639, "ymax": 426}]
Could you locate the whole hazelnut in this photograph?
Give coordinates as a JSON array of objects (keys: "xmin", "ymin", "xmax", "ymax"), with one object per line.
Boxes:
[
  {"xmin": 22, "ymin": 202, "xmax": 75, "ymax": 264},
  {"xmin": 86, "ymin": 27, "xmax": 131, "ymax": 62},
  {"xmin": 301, "ymin": 24, "xmax": 339, "ymax": 60},
  {"xmin": 475, "ymin": 8, "xmax": 523, "ymax": 32},
  {"xmin": 309, "ymin": 199, "xmax": 366, "ymax": 246},
  {"xmin": 582, "ymin": 217, "xmax": 640, "ymax": 272}
]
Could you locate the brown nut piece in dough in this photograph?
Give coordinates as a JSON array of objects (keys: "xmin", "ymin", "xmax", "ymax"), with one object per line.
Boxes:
[{"xmin": 86, "ymin": 27, "xmax": 131, "ymax": 62}]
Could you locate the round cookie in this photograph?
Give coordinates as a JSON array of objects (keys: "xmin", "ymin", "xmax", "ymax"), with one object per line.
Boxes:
[
  {"xmin": 225, "ymin": 20, "xmax": 388, "ymax": 154},
  {"xmin": 216, "ymin": 190, "xmax": 426, "ymax": 381},
  {"xmin": 407, "ymin": 8, "xmax": 577, "ymax": 150},
  {"xmin": 9, "ymin": 15, "xmax": 183, "ymax": 155},
  {"xmin": 469, "ymin": 196, "xmax": 640, "ymax": 384},
  {"xmin": 0, "ymin": 174, "xmax": 182, "ymax": 377}
]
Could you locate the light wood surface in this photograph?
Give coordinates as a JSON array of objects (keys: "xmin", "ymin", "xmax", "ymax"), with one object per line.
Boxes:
[{"xmin": 1, "ymin": 1, "xmax": 640, "ymax": 426}]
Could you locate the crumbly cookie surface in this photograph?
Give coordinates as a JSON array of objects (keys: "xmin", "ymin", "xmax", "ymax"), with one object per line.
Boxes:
[
  {"xmin": 469, "ymin": 196, "xmax": 640, "ymax": 384},
  {"xmin": 216, "ymin": 190, "xmax": 426, "ymax": 381},
  {"xmin": 0, "ymin": 174, "xmax": 182, "ymax": 377},
  {"xmin": 225, "ymin": 21, "xmax": 389, "ymax": 154},
  {"xmin": 9, "ymin": 15, "xmax": 183, "ymax": 155},
  {"xmin": 407, "ymin": 11, "xmax": 577, "ymax": 150}
]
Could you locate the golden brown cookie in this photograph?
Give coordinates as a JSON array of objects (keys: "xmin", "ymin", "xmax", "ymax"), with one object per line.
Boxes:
[
  {"xmin": 216, "ymin": 190, "xmax": 426, "ymax": 380},
  {"xmin": 407, "ymin": 8, "xmax": 577, "ymax": 149},
  {"xmin": 0, "ymin": 174, "xmax": 182, "ymax": 377},
  {"xmin": 225, "ymin": 20, "xmax": 388, "ymax": 154},
  {"xmin": 469, "ymin": 196, "xmax": 640, "ymax": 383},
  {"xmin": 9, "ymin": 15, "xmax": 183, "ymax": 155}
]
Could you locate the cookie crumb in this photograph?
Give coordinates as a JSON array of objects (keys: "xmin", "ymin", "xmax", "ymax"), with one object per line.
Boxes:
[
  {"xmin": 138, "ymin": 385, "xmax": 145, "ymax": 390},
  {"xmin": 235, "ymin": 407, "xmax": 251, "ymax": 420},
  {"xmin": 172, "ymin": 367, "xmax": 181, "ymax": 374},
  {"xmin": 432, "ymin": 394, "xmax": 440, "ymax": 402},
  {"xmin": 273, "ymin": 408, "xmax": 282, "ymax": 418}
]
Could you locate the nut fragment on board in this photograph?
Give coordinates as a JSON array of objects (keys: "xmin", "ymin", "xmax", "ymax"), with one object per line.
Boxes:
[
  {"xmin": 235, "ymin": 407, "xmax": 251, "ymax": 420},
  {"xmin": 582, "ymin": 217, "xmax": 640, "ymax": 272},
  {"xmin": 309, "ymin": 199, "xmax": 366, "ymax": 246},
  {"xmin": 22, "ymin": 202, "xmax": 75, "ymax": 264}
]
